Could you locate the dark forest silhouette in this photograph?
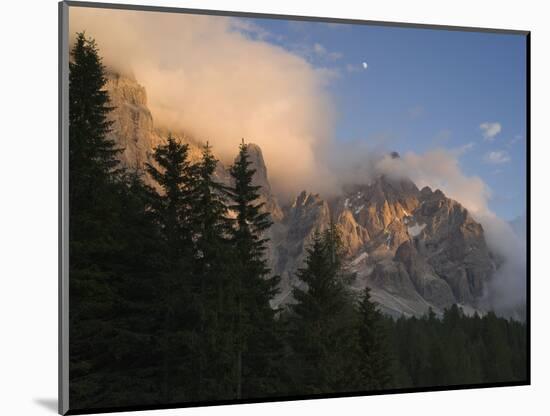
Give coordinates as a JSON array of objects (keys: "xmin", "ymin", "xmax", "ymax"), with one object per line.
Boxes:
[{"xmin": 68, "ymin": 32, "xmax": 527, "ymax": 411}]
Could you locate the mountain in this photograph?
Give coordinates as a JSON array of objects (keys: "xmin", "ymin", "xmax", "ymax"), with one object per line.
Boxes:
[
  {"xmin": 331, "ymin": 177, "xmax": 495, "ymax": 317},
  {"xmin": 103, "ymin": 73, "xmax": 496, "ymax": 317},
  {"xmin": 104, "ymin": 72, "xmax": 162, "ymax": 170},
  {"xmin": 267, "ymin": 175, "xmax": 495, "ymax": 317},
  {"xmin": 270, "ymin": 191, "xmax": 331, "ymax": 305},
  {"xmin": 104, "ymin": 71, "xmax": 206, "ymax": 185}
]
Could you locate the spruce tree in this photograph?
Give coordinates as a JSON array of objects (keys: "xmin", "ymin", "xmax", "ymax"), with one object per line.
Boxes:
[
  {"xmin": 228, "ymin": 140, "xmax": 281, "ymax": 398},
  {"xmin": 357, "ymin": 286, "xmax": 394, "ymax": 390},
  {"xmin": 288, "ymin": 226, "xmax": 358, "ymax": 394},
  {"xmin": 69, "ymin": 32, "xmax": 120, "ymax": 212},
  {"xmin": 102, "ymin": 171, "xmax": 167, "ymax": 406},
  {"xmin": 189, "ymin": 143, "xmax": 237, "ymax": 400},
  {"xmin": 145, "ymin": 134, "xmax": 196, "ymax": 403},
  {"xmin": 68, "ymin": 32, "xmax": 128, "ymax": 408}
]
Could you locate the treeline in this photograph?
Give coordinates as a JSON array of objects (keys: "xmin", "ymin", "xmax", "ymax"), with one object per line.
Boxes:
[
  {"xmin": 388, "ymin": 307, "xmax": 527, "ymax": 388},
  {"xmin": 68, "ymin": 33, "xmax": 526, "ymax": 411}
]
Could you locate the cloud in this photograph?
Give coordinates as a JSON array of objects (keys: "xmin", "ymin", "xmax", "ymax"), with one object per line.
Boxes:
[
  {"xmin": 484, "ymin": 150, "xmax": 511, "ymax": 164},
  {"xmin": 453, "ymin": 141, "xmax": 475, "ymax": 156},
  {"xmin": 376, "ymin": 150, "xmax": 492, "ymax": 215},
  {"xmin": 229, "ymin": 18, "xmax": 275, "ymax": 41},
  {"xmin": 312, "ymin": 42, "xmax": 343, "ymax": 60},
  {"xmin": 507, "ymin": 134, "xmax": 523, "ymax": 147},
  {"xmin": 480, "ymin": 121, "xmax": 502, "ymax": 140},
  {"xmin": 288, "ymin": 42, "xmax": 343, "ymax": 63},
  {"xmin": 478, "ymin": 210, "xmax": 526, "ymax": 317},
  {"xmin": 70, "ymin": 8, "xmax": 336, "ymax": 196}
]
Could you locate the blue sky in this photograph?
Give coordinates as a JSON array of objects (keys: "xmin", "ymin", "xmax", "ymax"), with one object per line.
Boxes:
[{"xmin": 235, "ymin": 18, "xmax": 527, "ymax": 221}]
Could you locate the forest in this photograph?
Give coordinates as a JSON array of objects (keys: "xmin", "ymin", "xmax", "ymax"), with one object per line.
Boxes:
[{"xmin": 68, "ymin": 32, "xmax": 527, "ymax": 411}]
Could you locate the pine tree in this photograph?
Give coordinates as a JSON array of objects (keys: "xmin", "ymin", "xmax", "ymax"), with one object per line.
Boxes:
[
  {"xmin": 69, "ymin": 32, "xmax": 121, "ymax": 214},
  {"xmin": 227, "ymin": 139, "xmax": 281, "ymax": 398},
  {"xmin": 288, "ymin": 226, "xmax": 358, "ymax": 394},
  {"xmin": 68, "ymin": 32, "xmax": 129, "ymax": 408},
  {"xmin": 189, "ymin": 143, "xmax": 237, "ymax": 400},
  {"xmin": 146, "ymin": 134, "xmax": 194, "ymax": 249},
  {"xmin": 101, "ymin": 171, "xmax": 167, "ymax": 406},
  {"xmin": 357, "ymin": 286, "xmax": 394, "ymax": 390},
  {"xmin": 145, "ymin": 134, "xmax": 196, "ymax": 403}
]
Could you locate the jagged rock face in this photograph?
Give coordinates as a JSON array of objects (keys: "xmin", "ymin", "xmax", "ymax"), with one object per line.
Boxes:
[
  {"xmin": 336, "ymin": 210, "xmax": 370, "ymax": 257},
  {"xmin": 411, "ymin": 187, "xmax": 495, "ymax": 304},
  {"xmin": 333, "ymin": 176, "xmax": 421, "ymax": 256},
  {"xmin": 103, "ymin": 73, "xmax": 496, "ymax": 317},
  {"xmin": 393, "ymin": 241, "xmax": 455, "ymax": 309},
  {"xmin": 104, "ymin": 73, "xmax": 204, "ymax": 186},
  {"xmin": 331, "ymin": 176, "xmax": 495, "ymax": 316},
  {"xmin": 270, "ymin": 192, "xmax": 331, "ymax": 305},
  {"xmin": 245, "ymin": 144, "xmax": 284, "ymax": 222},
  {"xmin": 105, "ymin": 73, "xmax": 162, "ymax": 170},
  {"xmin": 104, "ymin": 74, "xmax": 281, "ymax": 211}
]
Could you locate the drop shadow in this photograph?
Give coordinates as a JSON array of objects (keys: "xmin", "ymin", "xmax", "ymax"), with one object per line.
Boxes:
[{"xmin": 34, "ymin": 398, "xmax": 58, "ymax": 413}]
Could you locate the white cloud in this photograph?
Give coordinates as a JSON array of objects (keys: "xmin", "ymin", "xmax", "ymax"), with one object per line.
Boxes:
[
  {"xmin": 376, "ymin": 150, "xmax": 492, "ymax": 215},
  {"xmin": 362, "ymin": 62, "xmax": 368, "ymax": 69},
  {"xmin": 480, "ymin": 122, "xmax": 502, "ymax": 140},
  {"xmin": 453, "ymin": 141, "xmax": 475, "ymax": 156},
  {"xmin": 507, "ymin": 134, "xmax": 523, "ymax": 147},
  {"xmin": 308, "ymin": 42, "xmax": 342, "ymax": 60},
  {"xmin": 288, "ymin": 42, "xmax": 343, "ymax": 63},
  {"xmin": 484, "ymin": 150, "xmax": 511, "ymax": 164},
  {"xmin": 313, "ymin": 43, "xmax": 325, "ymax": 54},
  {"xmin": 229, "ymin": 18, "xmax": 273, "ymax": 41}
]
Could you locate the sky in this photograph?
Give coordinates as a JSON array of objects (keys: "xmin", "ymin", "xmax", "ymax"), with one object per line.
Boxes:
[
  {"xmin": 69, "ymin": 7, "xmax": 527, "ymax": 222},
  {"xmin": 237, "ymin": 18, "xmax": 527, "ymax": 221}
]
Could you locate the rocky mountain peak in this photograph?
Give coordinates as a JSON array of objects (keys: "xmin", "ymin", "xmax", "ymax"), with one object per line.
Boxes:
[
  {"xmin": 420, "ymin": 186, "xmax": 433, "ymax": 197},
  {"xmin": 237, "ymin": 142, "xmax": 284, "ymax": 222},
  {"xmin": 104, "ymin": 72, "xmax": 162, "ymax": 170},
  {"xmin": 244, "ymin": 143, "xmax": 270, "ymax": 191},
  {"xmin": 292, "ymin": 191, "xmax": 323, "ymax": 208}
]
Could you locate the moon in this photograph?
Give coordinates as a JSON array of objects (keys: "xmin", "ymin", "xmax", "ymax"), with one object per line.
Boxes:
[{"xmin": 362, "ymin": 62, "xmax": 368, "ymax": 69}]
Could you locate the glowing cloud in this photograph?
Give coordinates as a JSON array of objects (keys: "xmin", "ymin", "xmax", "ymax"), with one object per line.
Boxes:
[{"xmin": 70, "ymin": 7, "xmax": 336, "ymax": 196}]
